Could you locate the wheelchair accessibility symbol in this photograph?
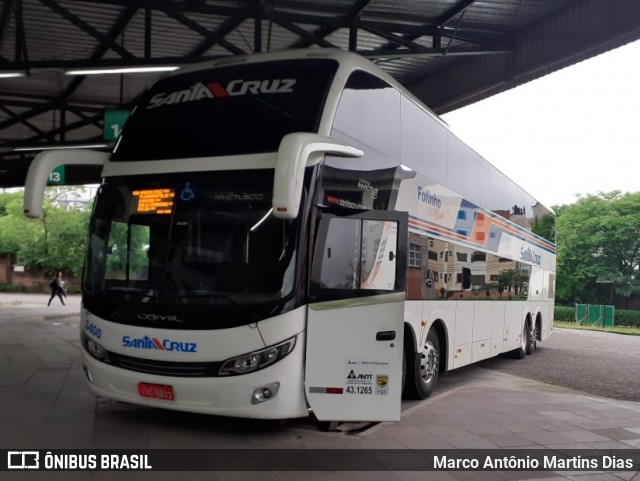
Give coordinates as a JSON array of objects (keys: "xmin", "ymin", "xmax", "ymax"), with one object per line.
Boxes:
[{"xmin": 180, "ymin": 182, "xmax": 197, "ymax": 202}]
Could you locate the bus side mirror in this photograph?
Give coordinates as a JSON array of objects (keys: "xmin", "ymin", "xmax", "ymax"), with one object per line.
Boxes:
[
  {"xmin": 272, "ymin": 132, "xmax": 363, "ymax": 219},
  {"xmin": 23, "ymin": 149, "xmax": 108, "ymax": 218}
]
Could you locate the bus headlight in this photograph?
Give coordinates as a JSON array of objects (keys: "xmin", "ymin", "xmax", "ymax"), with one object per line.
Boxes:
[
  {"xmin": 81, "ymin": 332, "xmax": 111, "ymax": 363},
  {"xmin": 219, "ymin": 336, "xmax": 296, "ymax": 376}
]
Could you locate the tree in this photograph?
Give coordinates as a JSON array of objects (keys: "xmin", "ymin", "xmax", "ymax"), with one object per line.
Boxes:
[
  {"xmin": 498, "ymin": 268, "xmax": 521, "ymax": 299},
  {"xmin": 555, "ymin": 192, "xmax": 640, "ymax": 306},
  {"xmin": 42, "ymin": 207, "xmax": 92, "ymax": 275},
  {"xmin": 532, "ymin": 213, "xmax": 556, "ymax": 243},
  {"xmin": 0, "ymin": 187, "xmax": 92, "ymax": 276},
  {"xmin": 0, "ymin": 192, "xmax": 41, "ymax": 259}
]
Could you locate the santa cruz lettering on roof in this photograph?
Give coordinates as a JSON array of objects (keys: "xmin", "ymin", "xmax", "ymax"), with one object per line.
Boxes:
[{"xmin": 147, "ymin": 79, "xmax": 296, "ymax": 109}]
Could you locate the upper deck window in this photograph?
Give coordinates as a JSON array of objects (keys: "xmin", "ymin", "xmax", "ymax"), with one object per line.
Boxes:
[
  {"xmin": 112, "ymin": 59, "xmax": 338, "ymax": 161},
  {"xmin": 331, "ymin": 70, "xmax": 401, "ymax": 162}
]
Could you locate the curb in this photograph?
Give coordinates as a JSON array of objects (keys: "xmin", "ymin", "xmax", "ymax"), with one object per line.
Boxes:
[{"xmin": 44, "ymin": 313, "xmax": 79, "ymax": 321}]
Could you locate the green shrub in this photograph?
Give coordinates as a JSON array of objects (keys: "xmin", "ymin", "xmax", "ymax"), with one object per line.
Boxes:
[
  {"xmin": 555, "ymin": 304, "xmax": 640, "ymax": 327},
  {"xmin": 66, "ymin": 284, "xmax": 81, "ymax": 294},
  {"xmin": 0, "ymin": 283, "xmax": 27, "ymax": 292},
  {"xmin": 554, "ymin": 305, "xmax": 576, "ymax": 322},
  {"xmin": 613, "ymin": 309, "xmax": 640, "ymax": 327}
]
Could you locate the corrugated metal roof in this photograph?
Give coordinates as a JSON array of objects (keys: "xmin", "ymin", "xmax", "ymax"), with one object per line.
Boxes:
[{"xmin": 0, "ymin": 0, "xmax": 639, "ymax": 185}]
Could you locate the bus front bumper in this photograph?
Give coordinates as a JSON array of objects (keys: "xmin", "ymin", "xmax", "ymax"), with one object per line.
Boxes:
[{"xmin": 80, "ymin": 339, "xmax": 309, "ymax": 420}]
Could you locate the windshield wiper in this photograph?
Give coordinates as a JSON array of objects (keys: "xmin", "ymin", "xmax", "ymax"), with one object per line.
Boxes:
[
  {"xmin": 164, "ymin": 292, "xmax": 260, "ymax": 320},
  {"xmin": 106, "ymin": 286, "xmax": 145, "ymax": 293},
  {"xmin": 104, "ymin": 286, "xmax": 159, "ymax": 302},
  {"xmin": 253, "ymin": 96, "xmax": 293, "ymax": 119}
]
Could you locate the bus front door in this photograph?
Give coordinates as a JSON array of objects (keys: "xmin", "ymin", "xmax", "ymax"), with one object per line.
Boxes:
[{"xmin": 305, "ymin": 211, "xmax": 408, "ymax": 422}]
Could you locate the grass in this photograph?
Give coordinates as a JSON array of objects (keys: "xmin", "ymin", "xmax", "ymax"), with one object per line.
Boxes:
[{"xmin": 554, "ymin": 321, "xmax": 640, "ymax": 335}]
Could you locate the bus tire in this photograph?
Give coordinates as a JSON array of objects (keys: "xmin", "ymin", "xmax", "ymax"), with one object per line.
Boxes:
[
  {"xmin": 404, "ymin": 328, "xmax": 440, "ymax": 400},
  {"xmin": 401, "ymin": 346, "xmax": 407, "ymax": 395},
  {"xmin": 511, "ymin": 320, "xmax": 529, "ymax": 359},
  {"xmin": 527, "ymin": 319, "xmax": 538, "ymax": 355},
  {"xmin": 317, "ymin": 420, "xmax": 339, "ymax": 432}
]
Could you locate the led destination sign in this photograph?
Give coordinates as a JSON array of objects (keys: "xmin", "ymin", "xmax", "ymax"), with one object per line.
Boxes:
[{"xmin": 132, "ymin": 188, "xmax": 175, "ymax": 215}]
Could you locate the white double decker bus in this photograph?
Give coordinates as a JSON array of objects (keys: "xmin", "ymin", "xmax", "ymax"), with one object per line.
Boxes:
[{"xmin": 24, "ymin": 49, "xmax": 555, "ymax": 422}]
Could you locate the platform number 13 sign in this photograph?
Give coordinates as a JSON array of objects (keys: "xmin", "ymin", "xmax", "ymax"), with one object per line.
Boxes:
[{"xmin": 48, "ymin": 165, "xmax": 65, "ymax": 185}]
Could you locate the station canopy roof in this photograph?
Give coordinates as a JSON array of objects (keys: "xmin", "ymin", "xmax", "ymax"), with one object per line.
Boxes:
[{"xmin": 1, "ymin": 0, "xmax": 640, "ymax": 186}]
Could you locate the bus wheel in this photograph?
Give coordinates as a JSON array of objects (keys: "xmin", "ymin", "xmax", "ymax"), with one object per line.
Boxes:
[
  {"xmin": 317, "ymin": 420, "xmax": 339, "ymax": 432},
  {"xmin": 401, "ymin": 347, "xmax": 407, "ymax": 395},
  {"xmin": 405, "ymin": 328, "xmax": 440, "ymax": 400},
  {"xmin": 511, "ymin": 321, "xmax": 529, "ymax": 359},
  {"xmin": 527, "ymin": 321, "xmax": 538, "ymax": 355}
]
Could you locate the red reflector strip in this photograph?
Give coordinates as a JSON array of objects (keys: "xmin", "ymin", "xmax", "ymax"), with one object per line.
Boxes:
[{"xmin": 309, "ymin": 387, "xmax": 343, "ymax": 394}]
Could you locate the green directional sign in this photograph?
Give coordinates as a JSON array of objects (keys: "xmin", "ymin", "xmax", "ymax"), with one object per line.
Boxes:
[
  {"xmin": 48, "ymin": 165, "xmax": 65, "ymax": 185},
  {"xmin": 104, "ymin": 109, "xmax": 131, "ymax": 141}
]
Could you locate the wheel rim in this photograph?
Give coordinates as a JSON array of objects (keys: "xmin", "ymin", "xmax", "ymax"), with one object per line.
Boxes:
[
  {"xmin": 420, "ymin": 340, "xmax": 439, "ymax": 384},
  {"xmin": 521, "ymin": 324, "xmax": 528, "ymax": 351},
  {"xmin": 529, "ymin": 323, "xmax": 538, "ymax": 351}
]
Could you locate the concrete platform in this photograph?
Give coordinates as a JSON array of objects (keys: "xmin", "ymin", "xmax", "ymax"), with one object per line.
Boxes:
[{"xmin": 1, "ymin": 293, "xmax": 639, "ymax": 480}]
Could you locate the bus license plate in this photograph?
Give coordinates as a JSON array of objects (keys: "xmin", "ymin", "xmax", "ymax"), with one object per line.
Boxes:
[{"xmin": 138, "ymin": 382, "xmax": 174, "ymax": 401}]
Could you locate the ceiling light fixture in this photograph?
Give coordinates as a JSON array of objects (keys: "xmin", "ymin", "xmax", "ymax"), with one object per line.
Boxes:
[
  {"xmin": 14, "ymin": 143, "xmax": 110, "ymax": 152},
  {"xmin": 0, "ymin": 71, "xmax": 27, "ymax": 78},
  {"xmin": 65, "ymin": 65, "xmax": 180, "ymax": 75}
]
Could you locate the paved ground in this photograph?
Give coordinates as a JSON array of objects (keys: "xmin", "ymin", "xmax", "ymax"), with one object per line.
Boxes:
[
  {"xmin": 1, "ymin": 293, "xmax": 640, "ymax": 481},
  {"xmin": 479, "ymin": 328, "xmax": 640, "ymax": 402}
]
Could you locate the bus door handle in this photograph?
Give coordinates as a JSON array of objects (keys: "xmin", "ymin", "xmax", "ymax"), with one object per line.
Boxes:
[{"xmin": 376, "ymin": 330, "xmax": 396, "ymax": 341}]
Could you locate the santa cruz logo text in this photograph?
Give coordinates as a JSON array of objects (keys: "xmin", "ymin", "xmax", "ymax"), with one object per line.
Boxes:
[
  {"xmin": 122, "ymin": 335, "xmax": 197, "ymax": 353},
  {"xmin": 147, "ymin": 78, "xmax": 296, "ymax": 109}
]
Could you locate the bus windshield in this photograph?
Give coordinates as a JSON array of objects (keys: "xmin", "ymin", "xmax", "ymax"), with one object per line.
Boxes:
[
  {"xmin": 112, "ymin": 59, "xmax": 338, "ymax": 161},
  {"xmin": 82, "ymin": 171, "xmax": 298, "ymax": 327}
]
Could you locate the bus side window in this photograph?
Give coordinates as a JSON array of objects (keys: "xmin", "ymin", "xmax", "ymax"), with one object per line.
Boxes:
[
  {"xmin": 462, "ymin": 267, "xmax": 471, "ymax": 290},
  {"xmin": 314, "ymin": 217, "xmax": 397, "ymax": 291},
  {"xmin": 317, "ymin": 217, "xmax": 360, "ymax": 289}
]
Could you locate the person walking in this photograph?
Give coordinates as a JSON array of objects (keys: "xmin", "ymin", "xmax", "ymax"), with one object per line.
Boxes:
[{"xmin": 47, "ymin": 272, "xmax": 66, "ymax": 306}]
